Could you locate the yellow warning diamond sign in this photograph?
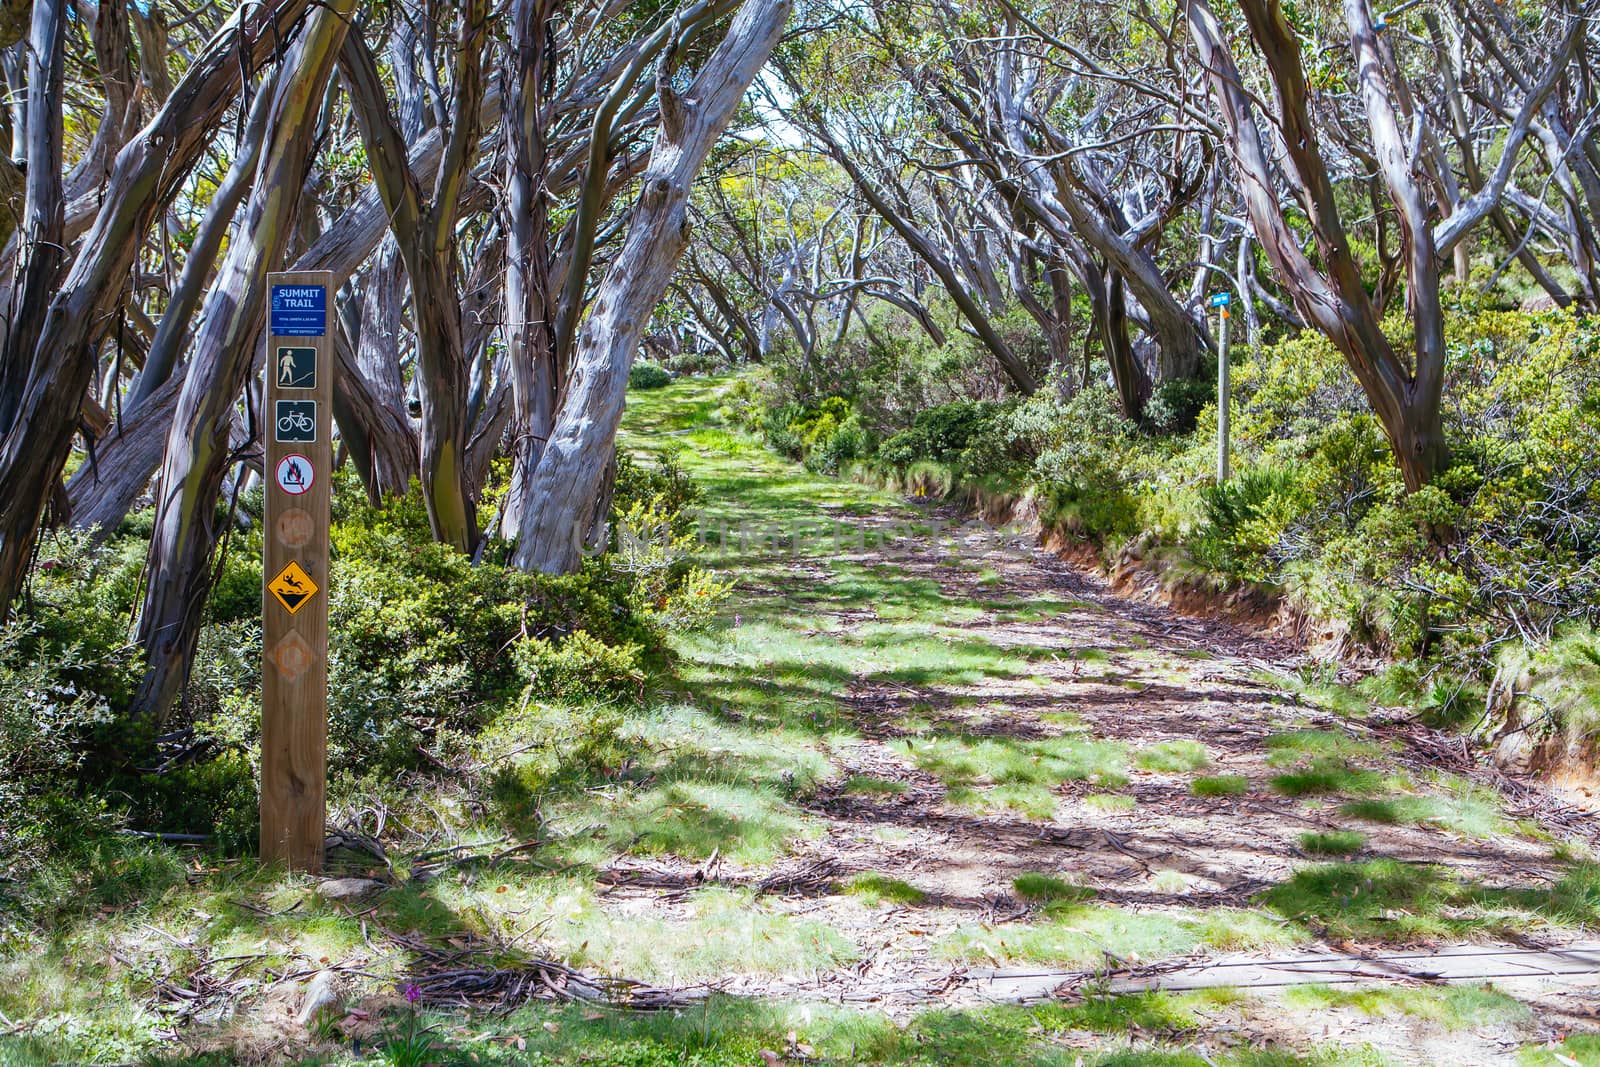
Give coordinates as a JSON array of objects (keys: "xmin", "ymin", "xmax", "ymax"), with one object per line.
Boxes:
[{"xmin": 267, "ymin": 560, "xmax": 319, "ymax": 615}]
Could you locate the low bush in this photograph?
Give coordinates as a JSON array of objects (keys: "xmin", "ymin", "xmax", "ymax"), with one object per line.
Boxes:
[
  {"xmin": 629, "ymin": 362, "xmax": 674, "ymax": 390},
  {"xmin": 3, "ymin": 452, "xmax": 727, "ymax": 914}
]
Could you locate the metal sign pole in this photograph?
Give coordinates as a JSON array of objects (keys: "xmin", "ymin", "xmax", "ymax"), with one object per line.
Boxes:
[
  {"xmin": 1211, "ymin": 292, "xmax": 1232, "ymax": 485},
  {"xmin": 261, "ymin": 269, "xmax": 334, "ymax": 871}
]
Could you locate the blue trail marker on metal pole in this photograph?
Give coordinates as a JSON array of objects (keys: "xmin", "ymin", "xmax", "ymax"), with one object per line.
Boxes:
[{"xmin": 1213, "ymin": 293, "xmax": 1232, "ymax": 483}]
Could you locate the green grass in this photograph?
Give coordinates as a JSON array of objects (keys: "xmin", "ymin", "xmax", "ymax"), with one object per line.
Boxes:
[
  {"xmin": 1270, "ymin": 759, "xmax": 1387, "ymax": 797},
  {"xmin": 1260, "ymin": 859, "xmax": 1600, "ymax": 942},
  {"xmin": 1192, "ymin": 774, "xmax": 1250, "ymax": 796},
  {"xmin": 149, "ymin": 988, "xmax": 1380, "ymax": 1067},
  {"xmin": 1264, "ymin": 729, "xmax": 1382, "ymax": 767},
  {"xmin": 1299, "ymin": 830, "xmax": 1367, "ymax": 855},
  {"xmin": 1013, "ymin": 872, "xmax": 1095, "ymax": 907},
  {"xmin": 1338, "ymin": 780, "xmax": 1510, "ymax": 838},
  {"xmin": 898, "ymin": 732, "xmax": 1128, "ymax": 819},
  {"xmin": 845, "ymin": 873, "xmax": 928, "ymax": 906},
  {"xmin": 942, "ymin": 903, "xmax": 1300, "ymax": 966},
  {"xmin": 1136, "ymin": 740, "xmax": 1210, "ymax": 773},
  {"xmin": 1285, "ymin": 982, "xmax": 1531, "ymax": 1030}
]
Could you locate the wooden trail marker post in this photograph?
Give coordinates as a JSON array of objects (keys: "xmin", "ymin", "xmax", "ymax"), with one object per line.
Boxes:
[{"xmin": 261, "ymin": 270, "xmax": 334, "ymax": 871}]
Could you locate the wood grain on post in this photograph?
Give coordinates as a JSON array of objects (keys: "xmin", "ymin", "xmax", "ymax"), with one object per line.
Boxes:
[{"xmin": 261, "ymin": 269, "xmax": 334, "ymax": 872}]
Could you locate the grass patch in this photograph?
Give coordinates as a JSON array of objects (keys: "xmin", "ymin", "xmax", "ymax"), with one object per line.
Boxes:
[
  {"xmin": 942, "ymin": 903, "xmax": 1300, "ymax": 966},
  {"xmin": 1285, "ymin": 982, "xmax": 1531, "ymax": 1030},
  {"xmin": 1260, "ymin": 860, "xmax": 1600, "ymax": 942},
  {"xmin": 1338, "ymin": 781, "xmax": 1509, "ymax": 838},
  {"xmin": 898, "ymin": 733, "xmax": 1128, "ymax": 793},
  {"xmin": 841, "ymin": 774, "xmax": 908, "ymax": 795},
  {"xmin": 398, "ymin": 987, "xmax": 1391, "ymax": 1067},
  {"xmin": 1136, "ymin": 740, "xmax": 1210, "ymax": 773},
  {"xmin": 845, "ymin": 873, "xmax": 927, "ymax": 906},
  {"xmin": 1013, "ymin": 872, "xmax": 1094, "ymax": 907},
  {"xmin": 1085, "ymin": 792, "xmax": 1137, "ymax": 812},
  {"xmin": 1299, "ymin": 830, "xmax": 1367, "ymax": 855},
  {"xmin": 1192, "ymin": 774, "xmax": 1250, "ymax": 796},
  {"xmin": 1270, "ymin": 760, "xmax": 1385, "ymax": 797},
  {"xmin": 1264, "ymin": 729, "xmax": 1381, "ymax": 767},
  {"xmin": 436, "ymin": 879, "xmax": 857, "ymax": 980}
]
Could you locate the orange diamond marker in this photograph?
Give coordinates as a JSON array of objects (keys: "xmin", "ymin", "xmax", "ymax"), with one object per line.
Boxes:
[{"xmin": 268, "ymin": 631, "xmax": 315, "ymax": 681}]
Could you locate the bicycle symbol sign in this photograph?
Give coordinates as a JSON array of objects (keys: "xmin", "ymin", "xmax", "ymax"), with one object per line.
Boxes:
[{"xmin": 275, "ymin": 400, "xmax": 316, "ymax": 443}]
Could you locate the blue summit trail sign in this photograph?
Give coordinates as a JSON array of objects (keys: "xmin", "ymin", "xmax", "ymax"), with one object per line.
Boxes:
[
  {"xmin": 271, "ymin": 283, "xmax": 328, "ymax": 336},
  {"xmin": 262, "ymin": 270, "xmax": 334, "ymax": 871}
]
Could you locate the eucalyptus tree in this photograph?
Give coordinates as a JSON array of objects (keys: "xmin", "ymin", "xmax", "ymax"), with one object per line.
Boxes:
[
  {"xmin": 773, "ymin": 51, "xmax": 1042, "ymax": 393},
  {"xmin": 342, "ymin": 0, "xmax": 491, "ymax": 554},
  {"xmin": 135, "ymin": 0, "xmax": 360, "ymax": 718},
  {"xmin": 489, "ymin": 0, "xmax": 796, "ymax": 555},
  {"xmin": 910, "ymin": 0, "xmax": 1218, "ymax": 395},
  {"xmin": 0, "ymin": 0, "xmax": 320, "ymax": 616},
  {"xmin": 509, "ymin": 0, "xmax": 796, "ymax": 573},
  {"xmin": 678, "ymin": 148, "xmax": 949, "ymax": 379},
  {"xmin": 773, "ymin": 0, "xmax": 1226, "ymax": 413},
  {"xmin": 1185, "ymin": 0, "xmax": 1581, "ymax": 489}
]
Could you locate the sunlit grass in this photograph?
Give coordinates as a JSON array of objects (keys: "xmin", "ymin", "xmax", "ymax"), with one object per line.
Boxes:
[
  {"xmin": 1137, "ymin": 740, "xmax": 1211, "ymax": 773},
  {"xmin": 941, "ymin": 903, "xmax": 1301, "ymax": 966},
  {"xmin": 1285, "ymin": 982, "xmax": 1532, "ymax": 1030},
  {"xmin": 1339, "ymin": 778, "xmax": 1511, "ymax": 839},
  {"xmin": 844, "ymin": 873, "xmax": 927, "ymax": 906},
  {"xmin": 1260, "ymin": 860, "xmax": 1600, "ymax": 942},
  {"xmin": 1264, "ymin": 729, "xmax": 1383, "ymax": 767},
  {"xmin": 428, "ymin": 877, "xmax": 857, "ymax": 981}
]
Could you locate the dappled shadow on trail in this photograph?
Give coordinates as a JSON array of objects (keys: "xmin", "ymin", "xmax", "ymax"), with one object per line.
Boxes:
[{"xmin": 578, "ymin": 379, "xmax": 1600, "ymax": 1058}]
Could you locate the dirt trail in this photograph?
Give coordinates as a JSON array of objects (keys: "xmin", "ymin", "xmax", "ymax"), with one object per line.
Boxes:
[
  {"xmin": 624, "ymin": 487, "xmax": 1598, "ymax": 1060},
  {"xmin": 583, "ymin": 383, "xmax": 1600, "ymax": 1063}
]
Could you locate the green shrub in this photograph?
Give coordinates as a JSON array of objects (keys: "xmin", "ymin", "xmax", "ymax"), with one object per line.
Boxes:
[
  {"xmin": 1495, "ymin": 627, "xmax": 1600, "ymax": 757},
  {"xmin": 1191, "ymin": 467, "xmax": 1307, "ymax": 580},
  {"xmin": 629, "ymin": 362, "xmax": 674, "ymax": 390},
  {"xmin": 614, "ymin": 448, "xmax": 703, "ymax": 533},
  {"xmin": 0, "ymin": 623, "xmax": 115, "ymax": 882},
  {"xmin": 1144, "ymin": 372, "xmax": 1215, "ymax": 433},
  {"xmin": 515, "ymin": 631, "xmax": 647, "ymax": 704}
]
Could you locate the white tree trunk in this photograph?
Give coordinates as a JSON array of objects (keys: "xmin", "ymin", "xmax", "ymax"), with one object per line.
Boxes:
[{"xmin": 512, "ymin": 0, "xmax": 793, "ymax": 573}]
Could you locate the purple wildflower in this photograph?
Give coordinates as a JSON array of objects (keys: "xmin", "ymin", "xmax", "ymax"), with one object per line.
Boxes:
[{"xmin": 404, "ymin": 983, "xmax": 421, "ymax": 1004}]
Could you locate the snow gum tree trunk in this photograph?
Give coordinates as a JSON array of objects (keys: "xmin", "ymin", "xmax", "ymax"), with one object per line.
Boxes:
[
  {"xmin": 339, "ymin": 0, "xmax": 489, "ymax": 554},
  {"xmin": 133, "ymin": 0, "xmax": 356, "ymax": 722},
  {"xmin": 511, "ymin": 0, "xmax": 794, "ymax": 573},
  {"xmin": 0, "ymin": 0, "xmax": 315, "ymax": 617},
  {"xmin": 1187, "ymin": 0, "xmax": 1448, "ymax": 490},
  {"xmin": 497, "ymin": 0, "xmax": 559, "ymax": 540}
]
